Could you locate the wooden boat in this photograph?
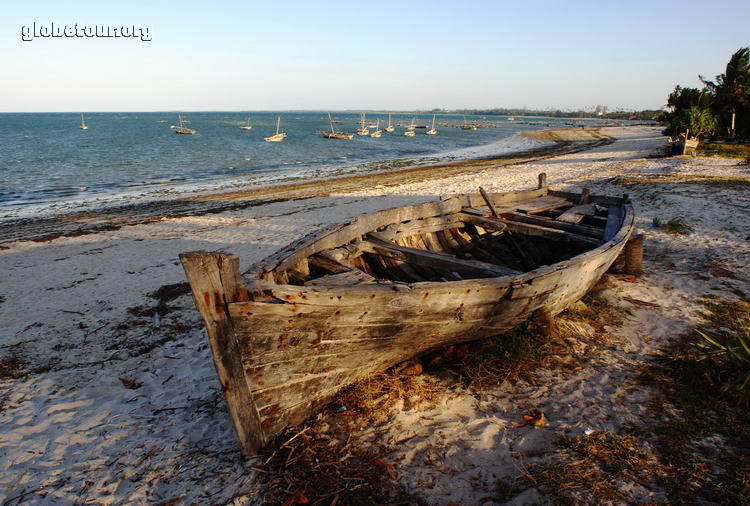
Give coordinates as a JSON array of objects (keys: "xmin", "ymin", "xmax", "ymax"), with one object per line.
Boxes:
[
  {"xmin": 264, "ymin": 116, "xmax": 286, "ymax": 142},
  {"xmin": 321, "ymin": 113, "xmax": 354, "ymax": 139},
  {"xmin": 357, "ymin": 113, "xmax": 369, "ymax": 136},
  {"xmin": 370, "ymin": 120, "xmax": 382, "ymax": 138},
  {"xmin": 79, "ymin": 113, "xmax": 88, "ymax": 130},
  {"xmin": 426, "ymin": 114, "xmax": 437, "ymax": 135},
  {"xmin": 240, "ymin": 117, "xmax": 253, "ymax": 130},
  {"xmin": 460, "ymin": 116, "xmax": 477, "ymax": 130},
  {"xmin": 385, "ymin": 113, "xmax": 395, "ymax": 132},
  {"xmin": 180, "ymin": 174, "xmax": 634, "ymax": 456},
  {"xmin": 174, "ymin": 115, "xmax": 196, "ymax": 135}
]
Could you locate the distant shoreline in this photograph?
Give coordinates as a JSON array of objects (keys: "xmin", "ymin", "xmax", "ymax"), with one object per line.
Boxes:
[{"xmin": 0, "ymin": 128, "xmax": 613, "ymax": 245}]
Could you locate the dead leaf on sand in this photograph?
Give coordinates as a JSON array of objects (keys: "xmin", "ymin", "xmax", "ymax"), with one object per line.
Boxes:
[
  {"xmin": 281, "ymin": 489, "xmax": 309, "ymax": 506},
  {"xmin": 371, "ymin": 458, "xmax": 397, "ymax": 480},
  {"xmin": 119, "ymin": 377, "xmax": 140, "ymax": 389},
  {"xmin": 392, "ymin": 360, "xmax": 423, "ymax": 376},
  {"xmin": 514, "ymin": 408, "xmax": 545, "ymax": 428}
]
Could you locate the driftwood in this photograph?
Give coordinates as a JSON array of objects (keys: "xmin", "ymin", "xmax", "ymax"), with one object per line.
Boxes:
[{"xmin": 180, "ymin": 175, "xmax": 634, "ymax": 456}]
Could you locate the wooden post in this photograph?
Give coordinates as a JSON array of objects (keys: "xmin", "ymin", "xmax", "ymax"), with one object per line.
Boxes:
[
  {"xmin": 683, "ymin": 129, "xmax": 689, "ymax": 155},
  {"xmin": 479, "ymin": 186, "xmax": 500, "ymax": 218},
  {"xmin": 623, "ymin": 234, "xmax": 644, "ymax": 276},
  {"xmin": 179, "ymin": 251, "xmax": 265, "ymax": 457},
  {"xmin": 532, "ymin": 308, "xmax": 557, "ymax": 338},
  {"xmin": 538, "ymin": 172, "xmax": 547, "ymax": 189},
  {"xmin": 580, "ymin": 188, "xmax": 591, "ymax": 205}
]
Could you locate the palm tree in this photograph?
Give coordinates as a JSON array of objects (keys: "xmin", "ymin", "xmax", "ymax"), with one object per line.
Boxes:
[{"xmin": 701, "ymin": 47, "xmax": 750, "ymax": 137}]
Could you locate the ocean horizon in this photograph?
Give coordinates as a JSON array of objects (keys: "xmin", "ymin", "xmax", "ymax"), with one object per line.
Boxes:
[{"xmin": 0, "ymin": 112, "xmax": 627, "ymax": 221}]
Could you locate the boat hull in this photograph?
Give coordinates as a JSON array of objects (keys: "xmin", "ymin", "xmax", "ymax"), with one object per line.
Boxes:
[{"xmin": 180, "ymin": 181, "xmax": 633, "ymax": 456}]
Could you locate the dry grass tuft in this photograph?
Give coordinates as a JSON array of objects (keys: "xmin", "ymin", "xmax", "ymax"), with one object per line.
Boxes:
[
  {"xmin": 0, "ymin": 355, "xmax": 27, "ymax": 380},
  {"xmin": 616, "ymin": 173, "xmax": 750, "ymax": 190},
  {"xmin": 256, "ymin": 420, "xmax": 416, "ymax": 505},
  {"xmin": 517, "ymin": 432, "xmax": 661, "ymax": 505},
  {"xmin": 334, "ymin": 373, "xmax": 443, "ymax": 424}
]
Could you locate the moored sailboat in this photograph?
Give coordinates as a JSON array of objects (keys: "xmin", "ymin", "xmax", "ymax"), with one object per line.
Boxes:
[
  {"xmin": 240, "ymin": 117, "xmax": 253, "ymax": 130},
  {"xmin": 175, "ymin": 115, "xmax": 196, "ymax": 135},
  {"xmin": 357, "ymin": 113, "xmax": 369, "ymax": 136},
  {"xmin": 264, "ymin": 116, "xmax": 286, "ymax": 142},
  {"xmin": 426, "ymin": 114, "xmax": 437, "ymax": 135},
  {"xmin": 79, "ymin": 113, "xmax": 88, "ymax": 130},
  {"xmin": 384, "ymin": 113, "xmax": 395, "ymax": 132},
  {"xmin": 320, "ymin": 113, "xmax": 354, "ymax": 139},
  {"xmin": 370, "ymin": 120, "xmax": 382, "ymax": 138}
]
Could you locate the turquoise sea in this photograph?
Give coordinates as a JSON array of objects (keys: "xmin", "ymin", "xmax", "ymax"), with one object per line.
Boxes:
[{"xmin": 0, "ymin": 112, "xmax": 623, "ymax": 220}]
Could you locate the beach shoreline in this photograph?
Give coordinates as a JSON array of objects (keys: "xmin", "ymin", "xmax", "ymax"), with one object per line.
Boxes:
[
  {"xmin": 0, "ymin": 128, "xmax": 613, "ymax": 245},
  {"xmin": 4, "ymin": 125, "xmax": 748, "ymax": 504}
]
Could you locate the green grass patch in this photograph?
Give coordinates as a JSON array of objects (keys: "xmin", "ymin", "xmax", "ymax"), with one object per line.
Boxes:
[
  {"xmin": 635, "ymin": 295, "xmax": 750, "ymax": 504},
  {"xmin": 698, "ymin": 142, "xmax": 750, "ymax": 162}
]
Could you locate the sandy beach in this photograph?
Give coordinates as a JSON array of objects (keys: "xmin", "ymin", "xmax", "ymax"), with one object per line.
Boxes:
[{"xmin": 2, "ymin": 125, "xmax": 749, "ymax": 504}]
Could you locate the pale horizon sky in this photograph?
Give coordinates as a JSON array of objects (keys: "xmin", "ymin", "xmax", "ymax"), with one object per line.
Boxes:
[{"xmin": 1, "ymin": 1, "xmax": 748, "ymax": 112}]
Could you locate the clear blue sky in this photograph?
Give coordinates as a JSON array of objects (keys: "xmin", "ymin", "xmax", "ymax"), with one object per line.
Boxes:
[{"xmin": 2, "ymin": 1, "xmax": 747, "ymax": 112}]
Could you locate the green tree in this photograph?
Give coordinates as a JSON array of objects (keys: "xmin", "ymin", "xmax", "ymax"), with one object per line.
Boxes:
[{"xmin": 701, "ymin": 47, "xmax": 750, "ymax": 137}]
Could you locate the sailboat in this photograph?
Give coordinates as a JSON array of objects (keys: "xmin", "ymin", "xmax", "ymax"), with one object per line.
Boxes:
[
  {"xmin": 407, "ymin": 117, "xmax": 416, "ymax": 131},
  {"xmin": 321, "ymin": 113, "xmax": 354, "ymax": 139},
  {"xmin": 240, "ymin": 117, "xmax": 253, "ymax": 130},
  {"xmin": 461, "ymin": 116, "xmax": 478, "ymax": 130},
  {"xmin": 370, "ymin": 120, "xmax": 382, "ymax": 138},
  {"xmin": 264, "ymin": 116, "xmax": 286, "ymax": 142},
  {"xmin": 79, "ymin": 113, "xmax": 88, "ymax": 130},
  {"xmin": 385, "ymin": 112, "xmax": 395, "ymax": 132},
  {"xmin": 426, "ymin": 114, "xmax": 437, "ymax": 135},
  {"xmin": 175, "ymin": 115, "xmax": 196, "ymax": 134},
  {"xmin": 357, "ymin": 112, "xmax": 369, "ymax": 136}
]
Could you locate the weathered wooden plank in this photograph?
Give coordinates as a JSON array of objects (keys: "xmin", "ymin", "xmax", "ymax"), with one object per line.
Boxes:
[
  {"xmin": 361, "ymin": 234, "xmax": 519, "ymax": 277},
  {"xmin": 271, "ymin": 199, "xmax": 464, "ymax": 273},
  {"xmin": 459, "ymin": 214, "xmax": 508, "ymax": 233},
  {"xmin": 556, "ymin": 203, "xmax": 597, "ymax": 224},
  {"xmin": 514, "ymin": 195, "xmax": 572, "ymax": 214},
  {"xmin": 180, "ymin": 252, "xmax": 266, "ymax": 456},
  {"xmin": 479, "ymin": 186, "xmax": 500, "ymax": 217},
  {"xmin": 502, "ymin": 212, "xmax": 604, "ymax": 239},
  {"xmin": 307, "ymin": 253, "xmax": 354, "ymax": 275},
  {"xmin": 442, "ymin": 187, "xmax": 548, "ymax": 208},
  {"xmin": 500, "ymin": 219, "xmax": 601, "ymax": 246},
  {"xmin": 305, "ymin": 270, "xmax": 375, "ymax": 286},
  {"xmin": 603, "ymin": 204, "xmax": 624, "ymax": 242},
  {"xmin": 548, "ymin": 190, "xmax": 626, "ymax": 207}
]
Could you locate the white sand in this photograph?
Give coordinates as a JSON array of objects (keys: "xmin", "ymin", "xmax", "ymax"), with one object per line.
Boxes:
[{"xmin": 1, "ymin": 126, "xmax": 748, "ymax": 504}]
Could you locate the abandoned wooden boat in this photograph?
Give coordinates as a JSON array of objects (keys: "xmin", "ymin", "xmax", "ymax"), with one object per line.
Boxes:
[{"xmin": 180, "ymin": 173, "xmax": 634, "ymax": 456}]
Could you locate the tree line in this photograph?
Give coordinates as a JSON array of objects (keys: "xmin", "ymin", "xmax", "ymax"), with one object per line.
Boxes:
[{"xmin": 663, "ymin": 47, "xmax": 750, "ymax": 140}]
